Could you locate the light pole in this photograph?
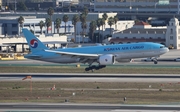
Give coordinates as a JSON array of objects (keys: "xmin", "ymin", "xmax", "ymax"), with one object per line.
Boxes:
[
  {"xmin": 129, "ymin": 0, "xmax": 132, "ymax": 13},
  {"xmin": 79, "ymin": 36, "xmax": 80, "ymax": 44},
  {"xmin": 14, "ymin": 0, "xmax": 17, "ymax": 12},
  {"xmin": 178, "ymin": 0, "xmax": 180, "ymax": 14},
  {"xmin": 62, "ymin": 0, "xmax": 64, "ymax": 12},
  {"xmin": 136, "ymin": 8, "xmax": 138, "ymax": 13},
  {"xmin": 154, "ymin": 2, "xmax": 158, "ymax": 13},
  {"xmin": 69, "ymin": 0, "xmax": 72, "ymax": 12}
]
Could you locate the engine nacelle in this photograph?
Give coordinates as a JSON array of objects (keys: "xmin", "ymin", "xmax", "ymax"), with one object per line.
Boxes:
[{"xmin": 98, "ymin": 54, "xmax": 115, "ymax": 65}]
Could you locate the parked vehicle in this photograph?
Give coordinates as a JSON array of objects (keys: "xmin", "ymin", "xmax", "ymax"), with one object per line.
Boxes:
[{"xmin": 174, "ymin": 58, "xmax": 180, "ymax": 62}]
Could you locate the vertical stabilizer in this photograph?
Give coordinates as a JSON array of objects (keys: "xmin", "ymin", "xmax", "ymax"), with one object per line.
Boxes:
[{"xmin": 22, "ymin": 28, "xmax": 48, "ymax": 53}]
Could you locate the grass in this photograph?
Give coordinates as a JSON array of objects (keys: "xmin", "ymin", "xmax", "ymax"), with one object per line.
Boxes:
[
  {"xmin": 0, "ymin": 81, "xmax": 180, "ymax": 104},
  {"xmin": 0, "ymin": 66, "xmax": 180, "ymax": 73}
]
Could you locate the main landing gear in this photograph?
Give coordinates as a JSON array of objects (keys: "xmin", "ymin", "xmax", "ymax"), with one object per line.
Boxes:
[{"xmin": 85, "ymin": 65, "xmax": 106, "ymax": 72}]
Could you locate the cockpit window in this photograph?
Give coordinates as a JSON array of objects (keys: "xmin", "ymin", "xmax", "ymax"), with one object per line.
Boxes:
[{"xmin": 160, "ymin": 46, "xmax": 165, "ymax": 48}]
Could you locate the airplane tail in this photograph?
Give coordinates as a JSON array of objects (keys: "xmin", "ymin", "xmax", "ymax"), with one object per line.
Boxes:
[{"xmin": 22, "ymin": 28, "xmax": 48, "ymax": 53}]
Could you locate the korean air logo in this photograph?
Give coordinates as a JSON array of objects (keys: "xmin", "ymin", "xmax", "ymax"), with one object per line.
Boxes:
[{"xmin": 30, "ymin": 39, "xmax": 38, "ymax": 48}]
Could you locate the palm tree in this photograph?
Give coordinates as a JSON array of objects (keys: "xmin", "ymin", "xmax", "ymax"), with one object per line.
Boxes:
[
  {"xmin": 39, "ymin": 20, "xmax": 45, "ymax": 34},
  {"xmin": 72, "ymin": 14, "xmax": 79, "ymax": 43},
  {"xmin": 47, "ymin": 7, "xmax": 54, "ymax": 20},
  {"xmin": 47, "ymin": 7, "xmax": 54, "ymax": 33},
  {"xmin": 63, "ymin": 15, "xmax": 69, "ymax": 34},
  {"xmin": 100, "ymin": 18, "xmax": 105, "ymax": 41},
  {"xmin": 80, "ymin": 13, "xmax": 87, "ymax": 43},
  {"xmin": 102, "ymin": 13, "xmax": 108, "ymax": 29},
  {"xmin": 89, "ymin": 21, "xmax": 97, "ymax": 43},
  {"xmin": 55, "ymin": 18, "xmax": 61, "ymax": 34},
  {"xmin": 114, "ymin": 15, "xmax": 119, "ymax": 30},
  {"xmin": 80, "ymin": 13, "xmax": 87, "ymax": 23},
  {"xmin": 108, "ymin": 17, "xmax": 115, "ymax": 35},
  {"xmin": 83, "ymin": 6, "xmax": 89, "ymax": 16},
  {"xmin": 45, "ymin": 18, "xmax": 52, "ymax": 34},
  {"xmin": 96, "ymin": 18, "xmax": 101, "ymax": 32},
  {"xmin": 102, "ymin": 13, "xmax": 108, "ymax": 21},
  {"xmin": 81, "ymin": 22, "xmax": 87, "ymax": 43},
  {"xmin": 18, "ymin": 16, "xmax": 24, "ymax": 34},
  {"xmin": 79, "ymin": 6, "xmax": 89, "ymax": 43},
  {"xmin": 96, "ymin": 18, "xmax": 101, "ymax": 42},
  {"xmin": 100, "ymin": 18, "xmax": 105, "ymax": 30}
]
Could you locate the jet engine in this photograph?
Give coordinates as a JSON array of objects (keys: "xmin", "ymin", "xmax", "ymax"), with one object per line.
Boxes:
[{"xmin": 98, "ymin": 54, "xmax": 115, "ymax": 65}]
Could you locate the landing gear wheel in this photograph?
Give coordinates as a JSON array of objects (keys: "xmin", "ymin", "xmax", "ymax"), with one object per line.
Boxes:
[
  {"xmin": 85, "ymin": 67, "xmax": 94, "ymax": 72},
  {"xmin": 85, "ymin": 67, "xmax": 90, "ymax": 71},
  {"xmin": 154, "ymin": 61, "xmax": 158, "ymax": 64},
  {"xmin": 154, "ymin": 60, "xmax": 158, "ymax": 64},
  {"xmin": 85, "ymin": 65, "xmax": 107, "ymax": 72}
]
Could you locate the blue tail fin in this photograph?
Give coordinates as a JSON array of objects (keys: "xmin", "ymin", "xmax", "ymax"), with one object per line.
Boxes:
[{"xmin": 22, "ymin": 28, "xmax": 48, "ymax": 53}]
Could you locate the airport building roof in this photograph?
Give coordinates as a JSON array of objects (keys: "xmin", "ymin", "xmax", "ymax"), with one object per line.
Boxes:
[
  {"xmin": 118, "ymin": 28, "xmax": 166, "ymax": 34},
  {"xmin": 135, "ymin": 21, "xmax": 150, "ymax": 26}
]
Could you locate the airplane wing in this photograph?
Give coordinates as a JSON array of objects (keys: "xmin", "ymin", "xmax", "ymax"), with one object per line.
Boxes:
[
  {"xmin": 45, "ymin": 49, "xmax": 99, "ymax": 57},
  {"xmin": 45, "ymin": 49, "xmax": 99, "ymax": 64}
]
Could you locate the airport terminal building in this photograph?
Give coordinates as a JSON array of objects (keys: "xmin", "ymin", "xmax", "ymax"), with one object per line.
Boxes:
[
  {"xmin": 94, "ymin": 0, "xmax": 179, "ymax": 14},
  {"xmin": 110, "ymin": 17, "xmax": 180, "ymax": 49}
]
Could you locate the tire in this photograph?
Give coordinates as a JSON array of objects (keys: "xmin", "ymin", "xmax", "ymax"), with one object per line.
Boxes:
[
  {"xmin": 85, "ymin": 68, "xmax": 89, "ymax": 71},
  {"xmin": 154, "ymin": 61, "xmax": 158, "ymax": 64}
]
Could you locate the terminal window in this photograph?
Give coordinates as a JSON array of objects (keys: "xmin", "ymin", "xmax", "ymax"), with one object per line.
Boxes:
[
  {"xmin": 170, "ymin": 36, "xmax": 173, "ymax": 40},
  {"xmin": 171, "ymin": 29, "xmax": 173, "ymax": 34},
  {"xmin": 12, "ymin": 31, "xmax": 18, "ymax": 35},
  {"xmin": 12, "ymin": 24, "xmax": 17, "ymax": 27}
]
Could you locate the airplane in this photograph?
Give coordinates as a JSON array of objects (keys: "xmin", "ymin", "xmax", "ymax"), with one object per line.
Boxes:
[{"xmin": 22, "ymin": 28, "xmax": 169, "ymax": 71}]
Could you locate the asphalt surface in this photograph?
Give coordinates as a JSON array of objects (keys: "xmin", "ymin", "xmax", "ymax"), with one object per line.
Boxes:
[
  {"xmin": 1, "ymin": 73, "xmax": 180, "ymax": 82},
  {"xmin": 0, "ymin": 103, "xmax": 180, "ymax": 112}
]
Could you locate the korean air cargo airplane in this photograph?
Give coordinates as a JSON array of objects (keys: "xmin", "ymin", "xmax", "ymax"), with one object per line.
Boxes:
[{"xmin": 22, "ymin": 29, "xmax": 169, "ymax": 71}]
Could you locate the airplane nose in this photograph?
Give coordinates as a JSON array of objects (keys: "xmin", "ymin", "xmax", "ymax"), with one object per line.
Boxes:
[
  {"xmin": 166, "ymin": 48, "xmax": 169, "ymax": 52},
  {"xmin": 160, "ymin": 47, "xmax": 169, "ymax": 54}
]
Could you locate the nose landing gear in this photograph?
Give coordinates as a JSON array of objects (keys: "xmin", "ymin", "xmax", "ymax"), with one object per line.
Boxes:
[{"xmin": 153, "ymin": 58, "xmax": 158, "ymax": 64}]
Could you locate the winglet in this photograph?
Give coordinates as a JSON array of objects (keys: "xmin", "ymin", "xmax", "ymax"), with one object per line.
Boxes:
[{"xmin": 22, "ymin": 28, "xmax": 48, "ymax": 53}]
